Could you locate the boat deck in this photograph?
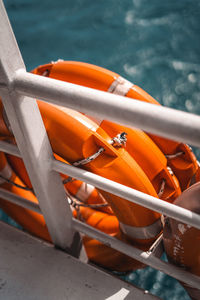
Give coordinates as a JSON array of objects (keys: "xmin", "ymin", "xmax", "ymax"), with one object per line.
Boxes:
[{"xmin": 0, "ymin": 221, "xmax": 160, "ymax": 300}]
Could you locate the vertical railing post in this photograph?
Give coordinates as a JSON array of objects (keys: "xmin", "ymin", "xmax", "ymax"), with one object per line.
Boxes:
[{"xmin": 0, "ymin": 0, "xmax": 82, "ymax": 256}]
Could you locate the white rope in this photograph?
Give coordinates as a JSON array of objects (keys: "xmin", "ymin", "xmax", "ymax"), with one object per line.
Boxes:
[
  {"xmin": 147, "ymin": 233, "xmax": 163, "ymax": 254},
  {"xmin": 66, "ymin": 191, "xmax": 109, "ymax": 221},
  {"xmin": 73, "ymin": 147, "xmax": 105, "ymax": 167},
  {"xmin": 63, "ymin": 178, "xmax": 110, "ymax": 214},
  {"xmin": 157, "ymin": 179, "xmax": 166, "ymax": 198},
  {"xmin": 73, "ymin": 132, "xmax": 127, "ymax": 167},
  {"xmin": 165, "ymin": 151, "xmax": 185, "ymax": 159},
  {"xmin": 68, "ymin": 197, "xmax": 109, "ymax": 209}
]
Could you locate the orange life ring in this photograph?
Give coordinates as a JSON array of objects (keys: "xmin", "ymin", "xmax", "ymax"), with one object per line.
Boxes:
[
  {"xmin": 0, "ymin": 150, "xmax": 146, "ymax": 271},
  {"xmin": 1, "ymin": 101, "xmax": 161, "ymax": 244},
  {"xmin": 33, "ymin": 60, "xmax": 198, "ymax": 192},
  {"xmin": 0, "ymin": 147, "xmax": 156, "ymax": 272},
  {"xmin": 3, "ymin": 144, "xmax": 159, "ymax": 271},
  {"xmin": 0, "ymin": 97, "xmax": 163, "ymax": 242},
  {"xmin": 0, "ymin": 151, "xmax": 50, "ymax": 240},
  {"xmin": 163, "ymin": 183, "xmax": 200, "ymax": 299},
  {"xmin": 2, "ymin": 60, "xmax": 192, "ymax": 271},
  {"xmin": 74, "ymin": 206, "xmax": 148, "ymax": 272},
  {"xmin": 54, "ymin": 154, "xmax": 114, "ymax": 215}
]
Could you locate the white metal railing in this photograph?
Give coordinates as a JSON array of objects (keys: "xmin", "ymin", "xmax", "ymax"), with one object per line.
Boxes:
[
  {"xmin": 14, "ymin": 69, "xmax": 200, "ymax": 148},
  {"xmin": 53, "ymin": 159, "xmax": 200, "ymax": 230},
  {"xmin": 0, "ymin": 0, "xmax": 200, "ymax": 295},
  {"xmin": 0, "ymin": 0, "xmax": 82, "ymax": 255}
]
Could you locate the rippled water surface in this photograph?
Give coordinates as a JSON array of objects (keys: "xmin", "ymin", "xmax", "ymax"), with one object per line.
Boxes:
[{"xmin": 2, "ymin": 0, "xmax": 200, "ymax": 299}]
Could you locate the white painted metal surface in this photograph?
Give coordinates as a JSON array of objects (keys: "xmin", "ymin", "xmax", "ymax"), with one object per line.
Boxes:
[
  {"xmin": 0, "ymin": 221, "xmax": 160, "ymax": 300},
  {"xmin": 14, "ymin": 69, "xmax": 200, "ymax": 148},
  {"xmin": 0, "ymin": 0, "xmax": 81, "ymax": 255}
]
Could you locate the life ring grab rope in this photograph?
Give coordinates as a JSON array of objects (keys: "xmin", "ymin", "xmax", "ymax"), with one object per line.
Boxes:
[
  {"xmin": 73, "ymin": 147, "xmax": 105, "ymax": 167},
  {"xmin": 73, "ymin": 132, "xmax": 127, "ymax": 166},
  {"xmin": 67, "ymin": 192, "xmax": 109, "ymax": 221},
  {"xmin": 165, "ymin": 151, "xmax": 185, "ymax": 160}
]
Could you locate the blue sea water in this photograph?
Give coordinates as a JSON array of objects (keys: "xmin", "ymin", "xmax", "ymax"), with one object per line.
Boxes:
[{"xmin": 2, "ymin": 0, "xmax": 200, "ymax": 299}]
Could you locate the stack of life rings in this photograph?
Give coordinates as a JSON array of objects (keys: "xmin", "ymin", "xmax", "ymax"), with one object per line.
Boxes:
[{"xmin": 0, "ymin": 61, "xmax": 199, "ymax": 291}]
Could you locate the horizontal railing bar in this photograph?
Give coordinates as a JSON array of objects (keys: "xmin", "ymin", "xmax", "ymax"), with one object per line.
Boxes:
[
  {"xmin": 14, "ymin": 70, "xmax": 200, "ymax": 148},
  {"xmin": 0, "ymin": 188, "xmax": 41, "ymax": 213},
  {"xmin": 72, "ymin": 218, "xmax": 200, "ymax": 289},
  {"xmin": 1, "ymin": 133, "xmax": 199, "ymax": 231},
  {"xmin": 0, "ymin": 141, "xmax": 21, "ymax": 157},
  {"xmin": 52, "ymin": 159, "xmax": 200, "ymax": 230},
  {"xmin": 4, "ymin": 142, "xmax": 199, "ymax": 230}
]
